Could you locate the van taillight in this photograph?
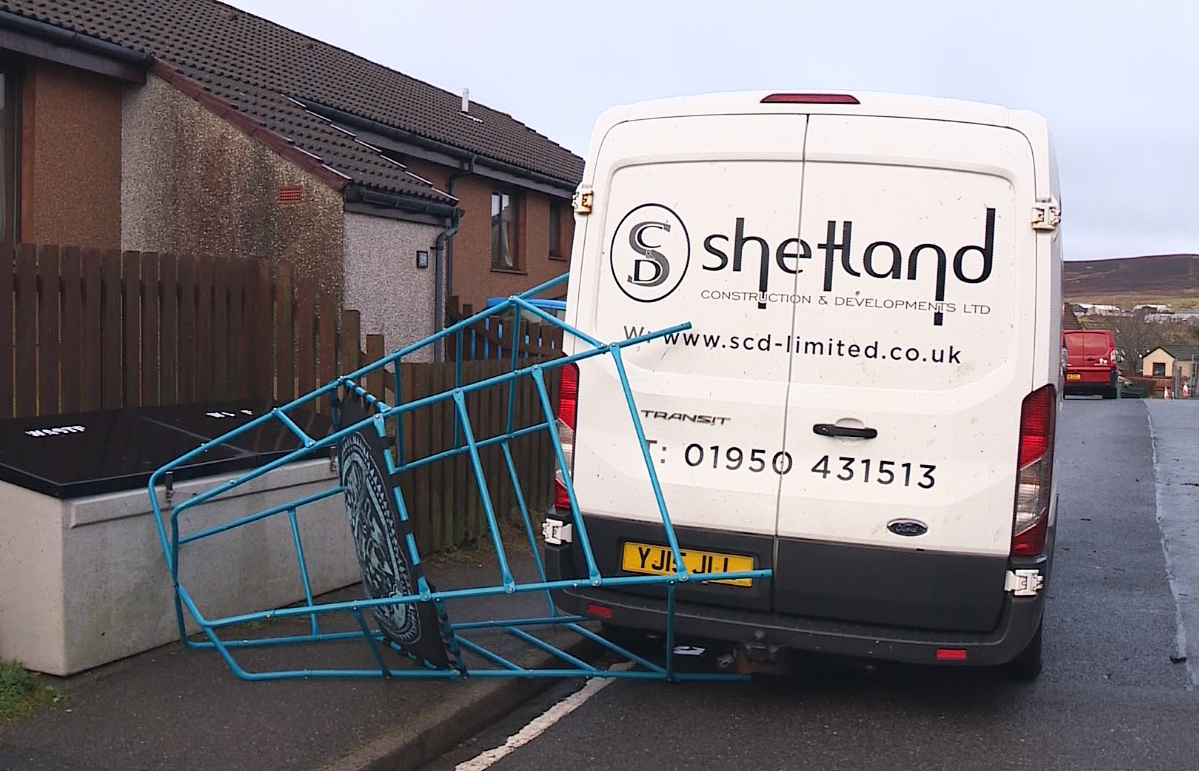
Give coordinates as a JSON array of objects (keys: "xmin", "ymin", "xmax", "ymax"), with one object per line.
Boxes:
[
  {"xmin": 1012, "ymin": 384, "xmax": 1056, "ymax": 556},
  {"xmin": 553, "ymin": 363, "xmax": 579, "ymax": 512}
]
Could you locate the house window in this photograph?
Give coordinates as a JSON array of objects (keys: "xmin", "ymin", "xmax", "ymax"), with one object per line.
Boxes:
[
  {"xmin": 0, "ymin": 66, "xmax": 19, "ymax": 246},
  {"xmin": 549, "ymin": 200, "xmax": 566, "ymax": 260},
  {"xmin": 491, "ymin": 189, "xmax": 520, "ymax": 270},
  {"xmin": 1153, "ymin": 362, "xmax": 1166, "ymax": 377}
]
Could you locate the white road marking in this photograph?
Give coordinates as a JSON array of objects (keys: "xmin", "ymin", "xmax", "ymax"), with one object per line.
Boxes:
[{"xmin": 453, "ymin": 666, "xmax": 627, "ymax": 771}]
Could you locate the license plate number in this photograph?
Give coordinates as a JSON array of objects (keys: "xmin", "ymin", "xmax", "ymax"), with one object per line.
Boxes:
[
  {"xmin": 1066, "ymin": 373, "xmax": 1081, "ymax": 381},
  {"xmin": 621, "ymin": 542, "xmax": 754, "ymax": 587}
]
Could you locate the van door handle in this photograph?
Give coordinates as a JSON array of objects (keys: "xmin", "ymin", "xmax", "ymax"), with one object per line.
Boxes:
[{"xmin": 813, "ymin": 424, "xmax": 878, "ymax": 439}]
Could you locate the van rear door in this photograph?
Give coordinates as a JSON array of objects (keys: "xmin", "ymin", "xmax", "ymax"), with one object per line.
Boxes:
[
  {"xmin": 772, "ymin": 115, "xmax": 1041, "ymax": 632},
  {"xmin": 567, "ymin": 114, "xmax": 809, "ymax": 611}
]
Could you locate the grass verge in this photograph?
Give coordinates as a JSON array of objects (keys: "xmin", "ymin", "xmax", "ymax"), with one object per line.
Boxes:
[{"xmin": 0, "ymin": 660, "xmax": 65, "ymax": 726}]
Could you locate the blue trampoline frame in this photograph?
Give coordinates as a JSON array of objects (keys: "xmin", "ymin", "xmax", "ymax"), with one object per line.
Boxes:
[{"xmin": 146, "ymin": 274, "xmax": 773, "ymax": 681}]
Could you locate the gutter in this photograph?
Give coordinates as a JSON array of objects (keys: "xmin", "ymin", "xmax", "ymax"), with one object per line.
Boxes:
[
  {"xmin": 444, "ymin": 155, "xmax": 477, "ymax": 326},
  {"xmin": 432, "ymin": 215, "xmax": 461, "ymax": 362},
  {"xmin": 0, "ymin": 10, "xmax": 153, "ymax": 66},
  {"xmin": 343, "ymin": 185, "xmax": 460, "ymax": 218},
  {"xmin": 429, "ymin": 155, "xmax": 476, "ymax": 360}
]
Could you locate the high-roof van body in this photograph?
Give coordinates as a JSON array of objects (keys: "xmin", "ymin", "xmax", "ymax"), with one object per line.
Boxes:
[
  {"xmin": 544, "ymin": 92, "xmax": 1062, "ymax": 676},
  {"xmin": 1063, "ymin": 329, "xmax": 1118, "ymax": 398}
]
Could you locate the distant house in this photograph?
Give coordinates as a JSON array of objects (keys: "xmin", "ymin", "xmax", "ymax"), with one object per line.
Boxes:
[
  {"xmin": 1074, "ymin": 303, "xmax": 1125, "ymax": 316},
  {"xmin": 1141, "ymin": 345, "xmax": 1199, "ymax": 380},
  {"xmin": 0, "ymin": 0, "xmax": 583, "ymax": 357}
]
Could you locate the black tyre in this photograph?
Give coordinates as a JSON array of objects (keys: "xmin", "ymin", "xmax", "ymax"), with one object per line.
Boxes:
[
  {"xmin": 998, "ymin": 621, "xmax": 1043, "ymax": 681},
  {"xmin": 1102, "ymin": 387, "xmax": 1118, "ymax": 400}
]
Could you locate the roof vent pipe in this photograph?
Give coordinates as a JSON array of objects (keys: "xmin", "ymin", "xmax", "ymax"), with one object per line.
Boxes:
[{"xmin": 461, "ymin": 88, "xmax": 470, "ymax": 113}]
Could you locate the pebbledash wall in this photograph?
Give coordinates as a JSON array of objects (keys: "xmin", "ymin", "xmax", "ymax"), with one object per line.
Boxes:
[
  {"xmin": 120, "ymin": 73, "xmax": 345, "ymax": 295},
  {"xmin": 120, "ymin": 72, "xmax": 443, "ymax": 358},
  {"xmin": 342, "ymin": 212, "xmax": 442, "ymax": 362}
]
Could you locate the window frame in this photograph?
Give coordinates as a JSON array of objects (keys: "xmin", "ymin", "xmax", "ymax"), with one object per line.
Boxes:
[
  {"xmin": 0, "ymin": 62, "xmax": 21, "ymax": 247},
  {"xmin": 490, "ymin": 187, "xmax": 522, "ymax": 272},
  {"xmin": 548, "ymin": 199, "xmax": 567, "ymax": 261}
]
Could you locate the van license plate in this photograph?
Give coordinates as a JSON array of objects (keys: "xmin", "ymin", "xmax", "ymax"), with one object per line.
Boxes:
[
  {"xmin": 1066, "ymin": 373, "xmax": 1081, "ymax": 381},
  {"xmin": 621, "ymin": 542, "xmax": 754, "ymax": 587}
]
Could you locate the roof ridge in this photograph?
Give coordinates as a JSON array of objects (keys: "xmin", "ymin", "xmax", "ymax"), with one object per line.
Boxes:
[{"xmin": 0, "ymin": 0, "xmax": 584, "ymax": 195}]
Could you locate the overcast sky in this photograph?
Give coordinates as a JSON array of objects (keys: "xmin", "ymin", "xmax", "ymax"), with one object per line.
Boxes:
[{"xmin": 224, "ymin": 0, "xmax": 1197, "ymax": 261}]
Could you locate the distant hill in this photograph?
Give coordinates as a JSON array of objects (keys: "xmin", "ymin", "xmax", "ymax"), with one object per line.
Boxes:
[{"xmin": 1063, "ymin": 254, "xmax": 1199, "ymax": 305}]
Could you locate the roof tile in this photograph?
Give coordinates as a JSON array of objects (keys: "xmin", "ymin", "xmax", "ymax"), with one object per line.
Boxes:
[{"xmin": 0, "ymin": 0, "xmax": 584, "ymax": 204}]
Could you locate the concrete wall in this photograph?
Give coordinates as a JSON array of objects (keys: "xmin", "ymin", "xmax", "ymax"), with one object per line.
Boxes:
[
  {"xmin": 342, "ymin": 212, "xmax": 442, "ymax": 362},
  {"xmin": 0, "ymin": 459, "xmax": 357, "ymax": 675},
  {"xmin": 20, "ymin": 61, "xmax": 123, "ymax": 248},
  {"xmin": 121, "ymin": 73, "xmax": 345, "ymax": 294},
  {"xmin": 406, "ymin": 159, "xmax": 573, "ymax": 312}
]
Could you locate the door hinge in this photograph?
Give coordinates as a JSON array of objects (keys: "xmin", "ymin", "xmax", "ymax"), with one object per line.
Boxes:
[
  {"xmin": 572, "ymin": 189, "xmax": 593, "ymax": 215},
  {"xmin": 1032, "ymin": 198, "xmax": 1061, "ymax": 232},
  {"xmin": 542, "ymin": 518, "xmax": 574, "ymax": 545},
  {"xmin": 1005, "ymin": 569, "xmax": 1044, "ymax": 597}
]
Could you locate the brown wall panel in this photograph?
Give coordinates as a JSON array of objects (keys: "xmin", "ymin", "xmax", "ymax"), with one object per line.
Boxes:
[{"xmin": 21, "ymin": 62, "xmax": 123, "ymax": 249}]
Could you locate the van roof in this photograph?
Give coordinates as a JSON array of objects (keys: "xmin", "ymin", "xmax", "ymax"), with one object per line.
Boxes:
[{"xmin": 602, "ymin": 90, "xmax": 1033, "ymax": 132}]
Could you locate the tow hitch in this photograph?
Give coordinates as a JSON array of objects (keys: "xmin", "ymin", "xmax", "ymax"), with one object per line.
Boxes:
[{"xmin": 719, "ymin": 632, "xmax": 796, "ymax": 676}]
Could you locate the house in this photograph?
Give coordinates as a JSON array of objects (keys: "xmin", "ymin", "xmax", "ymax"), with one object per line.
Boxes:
[
  {"xmin": 1062, "ymin": 304, "xmax": 1084, "ymax": 331},
  {"xmin": 1141, "ymin": 345, "xmax": 1199, "ymax": 380},
  {"xmin": 0, "ymin": 0, "xmax": 583, "ymax": 358}
]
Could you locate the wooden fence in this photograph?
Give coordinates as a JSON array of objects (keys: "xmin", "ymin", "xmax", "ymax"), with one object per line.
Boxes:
[
  {"xmin": 445, "ymin": 296, "xmax": 566, "ymax": 362},
  {"xmin": 0, "ymin": 244, "xmax": 365, "ymax": 418},
  {"xmin": 392, "ymin": 360, "xmax": 560, "ymax": 553},
  {"xmin": 2, "ymin": 245, "xmax": 560, "ymax": 553}
]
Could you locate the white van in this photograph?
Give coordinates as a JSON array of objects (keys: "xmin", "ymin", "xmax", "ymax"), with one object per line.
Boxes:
[{"xmin": 544, "ymin": 91, "xmax": 1062, "ymax": 679}]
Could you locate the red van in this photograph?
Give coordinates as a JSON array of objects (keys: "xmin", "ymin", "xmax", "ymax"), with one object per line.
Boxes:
[{"xmin": 1063, "ymin": 330, "xmax": 1118, "ymax": 398}]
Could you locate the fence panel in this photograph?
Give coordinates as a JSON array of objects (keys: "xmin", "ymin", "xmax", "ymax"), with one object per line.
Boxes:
[
  {"xmin": 122, "ymin": 252, "xmax": 141, "ymax": 409},
  {"xmin": 0, "ymin": 244, "xmax": 13, "ymax": 419},
  {"xmin": 14, "ymin": 246, "xmax": 37, "ymax": 417},
  {"xmin": 140, "ymin": 253, "xmax": 160, "ymax": 407},
  {"xmin": 37, "ymin": 245, "xmax": 60, "ymax": 415},
  {"xmin": 175, "ymin": 255, "xmax": 196, "ymax": 404},
  {"xmin": 159, "ymin": 254, "xmax": 178, "ymax": 406},
  {"xmin": 274, "ymin": 267, "xmax": 295, "ymax": 403},
  {"xmin": 81, "ymin": 249, "xmax": 102, "ymax": 412}
]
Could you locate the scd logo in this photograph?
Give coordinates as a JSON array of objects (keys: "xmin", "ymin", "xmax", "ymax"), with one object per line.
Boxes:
[{"xmin": 610, "ymin": 203, "xmax": 690, "ymax": 303}]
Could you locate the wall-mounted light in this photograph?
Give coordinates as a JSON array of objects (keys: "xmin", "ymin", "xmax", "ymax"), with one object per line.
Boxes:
[{"xmin": 416, "ymin": 250, "xmax": 429, "ymax": 269}]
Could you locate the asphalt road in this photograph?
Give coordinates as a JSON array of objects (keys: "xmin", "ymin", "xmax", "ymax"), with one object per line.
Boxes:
[{"xmin": 422, "ymin": 398, "xmax": 1199, "ymax": 771}]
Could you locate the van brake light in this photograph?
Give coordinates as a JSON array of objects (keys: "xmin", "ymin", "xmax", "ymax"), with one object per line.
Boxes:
[
  {"xmin": 761, "ymin": 93, "xmax": 860, "ymax": 105},
  {"xmin": 1012, "ymin": 384, "xmax": 1056, "ymax": 556},
  {"xmin": 553, "ymin": 363, "xmax": 579, "ymax": 512}
]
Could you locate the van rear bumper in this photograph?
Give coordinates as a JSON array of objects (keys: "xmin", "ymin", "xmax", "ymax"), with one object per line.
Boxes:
[
  {"xmin": 544, "ymin": 516, "xmax": 1052, "ymax": 667},
  {"xmin": 549, "ymin": 580, "xmax": 1045, "ymax": 667},
  {"xmin": 1064, "ymin": 367, "xmax": 1118, "ymax": 395}
]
